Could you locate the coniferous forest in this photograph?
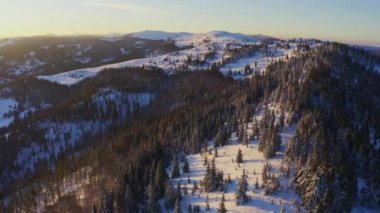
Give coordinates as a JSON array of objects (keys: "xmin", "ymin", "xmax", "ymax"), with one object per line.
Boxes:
[{"xmin": 1, "ymin": 40, "xmax": 380, "ymax": 212}]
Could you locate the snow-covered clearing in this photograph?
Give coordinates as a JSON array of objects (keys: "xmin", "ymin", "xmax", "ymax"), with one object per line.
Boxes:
[
  {"xmin": 220, "ymin": 44, "xmax": 296, "ymax": 79},
  {"xmin": 0, "ymin": 98, "xmax": 17, "ymax": 127},
  {"xmin": 166, "ymin": 105, "xmax": 302, "ymax": 212}
]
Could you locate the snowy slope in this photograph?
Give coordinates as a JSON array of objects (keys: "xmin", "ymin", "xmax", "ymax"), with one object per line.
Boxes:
[
  {"xmin": 37, "ymin": 31, "xmax": 319, "ymax": 85},
  {"xmin": 220, "ymin": 43, "xmax": 297, "ymax": 78},
  {"xmin": 166, "ymin": 104, "xmax": 302, "ymax": 213}
]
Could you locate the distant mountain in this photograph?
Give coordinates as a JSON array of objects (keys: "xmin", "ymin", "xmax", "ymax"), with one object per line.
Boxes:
[
  {"xmin": 0, "ymin": 31, "xmax": 319, "ymax": 80},
  {"xmin": 0, "ymin": 35, "xmax": 180, "ymax": 76},
  {"xmin": 360, "ymin": 45, "xmax": 380, "ymax": 57},
  {"xmin": 130, "ymin": 30, "xmax": 193, "ymax": 41}
]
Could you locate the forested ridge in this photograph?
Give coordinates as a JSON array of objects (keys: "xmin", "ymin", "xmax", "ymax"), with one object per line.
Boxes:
[{"xmin": 1, "ymin": 42, "xmax": 380, "ymax": 212}]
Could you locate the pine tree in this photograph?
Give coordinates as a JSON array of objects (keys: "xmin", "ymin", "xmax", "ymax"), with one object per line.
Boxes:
[
  {"xmin": 174, "ymin": 198, "xmax": 182, "ymax": 213},
  {"xmin": 124, "ymin": 184, "xmax": 134, "ymax": 212},
  {"xmin": 279, "ymin": 110, "xmax": 285, "ymax": 128},
  {"xmin": 238, "ymin": 125, "xmax": 244, "ymax": 142},
  {"xmin": 146, "ymin": 176, "xmax": 161, "ymax": 212},
  {"xmin": 215, "ymin": 127, "xmax": 228, "ymax": 147},
  {"xmin": 177, "ymin": 182, "xmax": 182, "ymax": 201},
  {"xmin": 227, "ymin": 174, "xmax": 232, "ymax": 184},
  {"xmin": 154, "ymin": 160, "xmax": 167, "ymax": 198},
  {"xmin": 217, "ymin": 194, "xmax": 227, "ymax": 213},
  {"xmin": 205, "ymin": 195, "xmax": 210, "ymax": 211},
  {"xmin": 164, "ymin": 184, "xmax": 177, "ymax": 209},
  {"xmin": 100, "ymin": 192, "xmax": 114, "ymax": 213},
  {"xmin": 188, "ymin": 204, "xmax": 194, "ymax": 213},
  {"xmin": 236, "ymin": 149, "xmax": 243, "ymax": 164},
  {"xmin": 203, "ymin": 163, "xmax": 212, "ymax": 192},
  {"xmin": 242, "ymin": 132, "xmax": 248, "ymax": 147},
  {"xmin": 214, "ymin": 147, "xmax": 218, "ymax": 157},
  {"xmin": 210, "ymin": 158, "xmax": 217, "ymax": 190},
  {"xmin": 171, "ymin": 155, "xmax": 180, "ymax": 178},
  {"xmin": 193, "ymin": 181, "xmax": 198, "ymax": 191},
  {"xmin": 236, "ymin": 169, "xmax": 249, "ymax": 205},
  {"xmin": 183, "ymin": 158, "xmax": 190, "ymax": 173}
]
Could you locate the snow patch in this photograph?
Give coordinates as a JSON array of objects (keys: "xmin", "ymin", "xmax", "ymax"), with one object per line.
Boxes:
[
  {"xmin": 0, "ymin": 98, "xmax": 17, "ymax": 127},
  {"xmin": 120, "ymin": 48, "xmax": 130, "ymax": 55},
  {"xmin": 101, "ymin": 35, "xmax": 123, "ymax": 42}
]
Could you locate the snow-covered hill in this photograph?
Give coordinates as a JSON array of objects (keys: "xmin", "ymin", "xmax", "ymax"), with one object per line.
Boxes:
[
  {"xmin": 37, "ymin": 31, "xmax": 315, "ymax": 85},
  {"xmin": 131, "ymin": 30, "xmax": 192, "ymax": 42}
]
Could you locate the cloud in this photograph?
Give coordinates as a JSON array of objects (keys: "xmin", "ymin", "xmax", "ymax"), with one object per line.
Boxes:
[{"xmin": 82, "ymin": 1, "xmax": 172, "ymax": 15}]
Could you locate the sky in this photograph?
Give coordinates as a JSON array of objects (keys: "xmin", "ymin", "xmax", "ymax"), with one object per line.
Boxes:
[{"xmin": 0, "ymin": 0, "xmax": 379, "ymax": 45}]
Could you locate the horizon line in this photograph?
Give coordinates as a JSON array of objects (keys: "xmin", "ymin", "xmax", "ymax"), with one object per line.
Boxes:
[{"xmin": 1, "ymin": 30, "xmax": 380, "ymax": 47}]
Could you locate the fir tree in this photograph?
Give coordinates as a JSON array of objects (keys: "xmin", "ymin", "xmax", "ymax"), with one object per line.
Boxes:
[
  {"xmin": 242, "ymin": 132, "xmax": 249, "ymax": 147},
  {"xmin": 227, "ymin": 174, "xmax": 232, "ymax": 184},
  {"xmin": 217, "ymin": 194, "xmax": 227, "ymax": 213},
  {"xmin": 188, "ymin": 204, "xmax": 193, "ymax": 213},
  {"xmin": 236, "ymin": 149, "xmax": 243, "ymax": 164},
  {"xmin": 238, "ymin": 125, "xmax": 244, "ymax": 142},
  {"xmin": 279, "ymin": 110, "xmax": 285, "ymax": 128},
  {"xmin": 100, "ymin": 192, "xmax": 114, "ymax": 213},
  {"xmin": 174, "ymin": 198, "xmax": 182, "ymax": 213},
  {"xmin": 154, "ymin": 160, "xmax": 167, "ymax": 198},
  {"xmin": 164, "ymin": 184, "xmax": 177, "ymax": 209},
  {"xmin": 215, "ymin": 127, "xmax": 228, "ymax": 147},
  {"xmin": 235, "ymin": 169, "xmax": 249, "ymax": 205},
  {"xmin": 183, "ymin": 158, "xmax": 190, "ymax": 173},
  {"xmin": 205, "ymin": 195, "xmax": 210, "ymax": 211},
  {"xmin": 124, "ymin": 184, "xmax": 134, "ymax": 212},
  {"xmin": 146, "ymin": 176, "xmax": 161, "ymax": 213},
  {"xmin": 203, "ymin": 163, "xmax": 212, "ymax": 192},
  {"xmin": 171, "ymin": 155, "xmax": 180, "ymax": 178},
  {"xmin": 177, "ymin": 182, "xmax": 182, "ymax": 201}
]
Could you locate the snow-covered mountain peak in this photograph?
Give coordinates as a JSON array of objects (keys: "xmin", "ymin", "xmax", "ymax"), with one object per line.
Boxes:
[
  {"xmin": 130, "ymin": 30, "xmax": 193, "ymax": 41},
  {"xmin": 130, "ymin": 30, "xmax": 266, "ymax": 47}
]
